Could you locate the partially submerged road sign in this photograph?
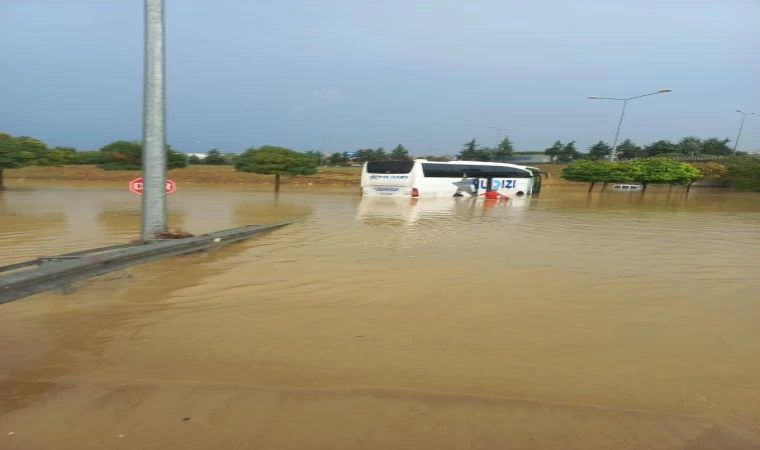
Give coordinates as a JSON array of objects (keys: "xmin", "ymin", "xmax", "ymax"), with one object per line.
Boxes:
[{"xmin": 129, "ymin": 177, "xmax": 176, "ymax": 194}]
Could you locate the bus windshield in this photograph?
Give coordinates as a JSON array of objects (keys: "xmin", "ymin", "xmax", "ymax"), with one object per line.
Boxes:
[{"xmin": 366, "ymin": 161, "xmax": 415, "ymax": 174}]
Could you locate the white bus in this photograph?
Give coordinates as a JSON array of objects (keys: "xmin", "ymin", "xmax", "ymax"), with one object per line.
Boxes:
[{"xmin": 360, "ymin": 160, "xmax": 543, "ymax": 198}]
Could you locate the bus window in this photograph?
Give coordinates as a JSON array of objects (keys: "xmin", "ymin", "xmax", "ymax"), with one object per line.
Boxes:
[{"xmin": 366, "ymin": 161, "xmax": 415, "ymax": 174}]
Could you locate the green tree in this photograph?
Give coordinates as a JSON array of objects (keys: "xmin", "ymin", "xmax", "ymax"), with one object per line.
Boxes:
[
  {"xmin": 701, "ymin": 137, "xmax": 732, "ymax": 156},
  {"xmin": 305, "ymin": 150, "xmax": 325, "ymax": 166},
  {"xmin": 557, "ymin": 141, "xmax": 580, "ymax": 162},
  {"xmin": 328, "ymin": 152, "xmax": 349, "ymax": 166},
  {"xmin": 355, "ymin": 149, "xmax": 370, "ymax": 163},
  {"xmin": 686, "ymin": 161, "xmax": 728, "ymax": 192},
  {"xmin": 356, "ymin": 148, "xmax": 388, "ymax": 163},
  {"xmin": 676, "ymin": 136, "xmax": 702, "ymax": 157},
  {"xmin": 1, "ymin": 136, "xmax": 60, "ymax": 166},
  {"xmin": 50, "ymin": 146, "xmax": 77, "ymax": 163},
  {"xmin": 723, "ymin": 157, "xmax": 760, "ymax": 191},
  {"xmin": 616, "ymin": 139, "xmax": 642, "ymax": 159},
  {"xmin": 491, "ymin": 137, "xmax": 515, "ymax": 159},
  {"xmin": 203, "ymin": 149, "xmax": 228, "ymax": 165},
  {"xmin": 643, "ymin": 140, "xmax": 677, "ymax": 157},
  {"xmin": 561, "ymin": 160, "xmax": 630, "ymax": 192},
  {"xmin": 0, "ymin": 133, "xmax": 37, "ymax": 189},
  {"xmin": 234, "ymin": 145, "xmax": 318, "ymax": 192},
  {"xmin": 223, "ymin": 153, "xmax": 238, "ymax": 165},
  {"xmin": 389, "ymin": 144, "xmax": 411, "ymax": 160},
  {"xmin": 188, "ymin": 155, "xmax": 202, "ymax": 165},
  {"xmin": 459, "ymin": 139, "xmax": 491, "ymax": 161},
  {"xmin": 98, "ymin": 140, "xmax": 187, "ymax": 170},
  {"xmin": 689, "ymin": 161, "xmax": 728, "ymax": 179},
  {"xmin": 543, "ymin": 141, "xmax": 564, "ymax": 162},
  {"xmin": 373, "ymin": 147, "xmax": 387, "ymax": 161},
  {"xmin": 71, "ymin": 150, "xmax": 110, "ymax": 165},
  {"xmin": 587, "ymin": 141, "xmax": 612, "ymax": 161},
  {"xmin": 167, "ymin": 146, "xmax": 189, "ymax": 169},
  {"xmin": 625, "ymin": 158, "xmax": 702, "ymax": 191}
]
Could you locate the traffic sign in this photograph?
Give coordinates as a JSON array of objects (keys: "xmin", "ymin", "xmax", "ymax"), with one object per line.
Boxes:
[{"xmin": 129, "ymin": 177, "xmax": 176, "ymax": 195}]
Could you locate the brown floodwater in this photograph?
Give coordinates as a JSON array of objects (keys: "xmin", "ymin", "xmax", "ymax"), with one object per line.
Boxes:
[{"xmin": 1, "ymin": 181, "xmax": 760, "ymax": 450}]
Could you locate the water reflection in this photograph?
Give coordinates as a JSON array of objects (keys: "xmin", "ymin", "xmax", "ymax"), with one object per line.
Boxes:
[
  {"xmin": 356, "ymin": 196, "xmax": 532, "ymax": 227},
  {"xmin": 232, "ymin": 195, "xmax": 315, "ymax": 226},
  {"xmin": 0, "ymin": 191, "xmax": 69, "ymax": 265}
]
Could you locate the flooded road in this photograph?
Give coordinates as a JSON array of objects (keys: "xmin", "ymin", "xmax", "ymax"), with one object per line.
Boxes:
[{"xmin": 2, "ymin": 182, "xmax": 760, "ymax": 449}]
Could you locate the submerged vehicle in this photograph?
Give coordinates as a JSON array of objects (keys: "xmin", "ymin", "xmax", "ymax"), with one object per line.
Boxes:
[{"xmin": 361, "ymin": 160, "xmax": 544, "ymax": 198}]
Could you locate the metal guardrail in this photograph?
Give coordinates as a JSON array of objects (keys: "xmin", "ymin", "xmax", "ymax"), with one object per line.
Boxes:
[
  {"xmin": 0, "ymin": 219, "xmax": 301, "ymax": 305},
  {"xmin": 0, "ymin": 242, "xmax": 149, "ymax": 274}
]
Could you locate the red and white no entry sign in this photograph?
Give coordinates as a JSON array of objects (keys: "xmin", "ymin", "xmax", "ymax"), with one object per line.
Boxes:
[{"xmin": 128, "ymin": 177, "xmax": 176, "ymax": 195}]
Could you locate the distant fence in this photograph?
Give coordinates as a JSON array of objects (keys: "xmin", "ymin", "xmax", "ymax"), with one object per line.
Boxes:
[
  {"xmin": 617, "ymin": 155, "xmax": 729, "ymax": 163},
  {"xmin": 526, "ymin": 155, "xmax": 734, "ymax": 164}
]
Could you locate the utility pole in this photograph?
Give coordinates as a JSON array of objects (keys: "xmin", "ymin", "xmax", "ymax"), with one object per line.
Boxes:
[
  {"xmin": 734, "ymin": 110, "xmax": 756, "ymax": 154},
  {"xmin": 588, "ymin": 89, "xmax": 673, "ymax": 161},
  {"xmin": 142, "ymin": 0, "xmax": 167, "ymax": 239}
]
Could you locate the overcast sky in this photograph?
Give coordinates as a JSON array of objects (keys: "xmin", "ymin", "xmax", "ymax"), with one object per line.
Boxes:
[{"xmin": 1, "ymin": 0, "xmax": 758, "ymax": 155}]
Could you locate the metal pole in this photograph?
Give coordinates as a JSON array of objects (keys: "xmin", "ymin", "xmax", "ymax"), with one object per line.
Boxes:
[
  {"xmin": 609, "ymin": 100, "xmax": 628, "ymax": 161},
  {"xmin": 734, "ymin": 113, "xmax": 748, "ymax": 154},
  {"xmin": 142, "ymin": 0, "xmax": 167, "ymax": 239},
  {"xmin": 588, "ymin": 89, "xmax": 672, "ymax": 161},
  {"xmin": 734, "ymin": 109, "xmax": 755, "ymax": 155}
]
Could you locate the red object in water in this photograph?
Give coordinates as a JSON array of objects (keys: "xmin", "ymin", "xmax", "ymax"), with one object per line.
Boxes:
[
  {"xmin": 129, "ymin": 177, "xmax": 176, "ymax": 195},
  {"xmin": 411, "ymin": 188, "xmax": 419, "ymax": 198},
  {"xmin": 485, "ymin": 191, "xmax": 499, "ymax": 200}
]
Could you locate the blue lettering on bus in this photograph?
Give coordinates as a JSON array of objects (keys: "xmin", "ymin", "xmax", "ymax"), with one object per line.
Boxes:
[{"xmin": 475, "ymin": 179, "xmax": 517, "ymax": 189}]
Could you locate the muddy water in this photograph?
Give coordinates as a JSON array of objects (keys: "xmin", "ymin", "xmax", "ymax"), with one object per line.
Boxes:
[{"xmin": 2, "ymin": 181, "xmax": 760, "ymax": 450}]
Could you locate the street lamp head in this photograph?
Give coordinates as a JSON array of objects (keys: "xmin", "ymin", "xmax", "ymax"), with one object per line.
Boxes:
[
  {"xmin": 587, "ymin": 96, "xmax": 601, "ymax": 99},
  {"xmin": 658, "ymin": 89, "xmax": 673, "ymax": 93}
]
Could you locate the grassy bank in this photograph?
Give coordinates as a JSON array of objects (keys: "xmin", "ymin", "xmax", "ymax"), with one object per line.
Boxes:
[
  {"xmin": 6, "ymin": 163, "xmax": 577, "ymax": 187},
  {"xmin": 6, "ymin": 165, "xmax": 361, "ymax": 186}
]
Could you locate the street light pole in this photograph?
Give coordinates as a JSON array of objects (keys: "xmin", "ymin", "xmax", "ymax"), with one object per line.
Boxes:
[
  {"xmin": 588, "ymin": 89, "xmax": 673, "ymax": 161},
  {"xmin": 142, "ymin": 0, "xmax": 167, "ymax": 239},
  {"xmin": 610, "ymin": 100, "xmax": 628, "ymax": 160},
  {"xmin": 489, "ymin": 126, "xmax": 509, "ymax": 149},
  {"xmin": 734, "ymin": 110, "xmax": 756, "ymax": 154}
]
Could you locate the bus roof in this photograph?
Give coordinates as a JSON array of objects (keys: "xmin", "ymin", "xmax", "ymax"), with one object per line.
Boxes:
[{"xmin": 413, "ymin": 159, "xmax": 533, "ymax": 171}]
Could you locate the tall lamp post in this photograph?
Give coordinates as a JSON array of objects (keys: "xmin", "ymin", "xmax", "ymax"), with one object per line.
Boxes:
[
  {"xmin": 734, "ymin": 110, "xmax": 756, "ymax": 154},
  {"xmin": 489, "ymin": 126, "xmax": 510, "ymax": 149},
  {"xmin": 588, "ymin": 88, "xmax": 673, "ymax": 161},
  {"xmin": 142, "ymin": 0, "xmax": 167, "ymax": 239}
]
